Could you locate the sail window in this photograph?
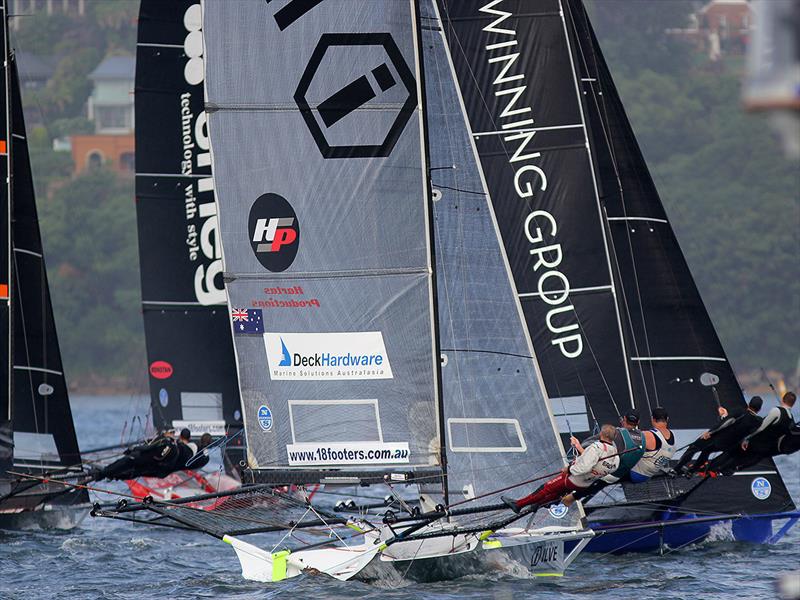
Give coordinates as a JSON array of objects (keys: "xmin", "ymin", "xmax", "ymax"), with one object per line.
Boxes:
[
  {"xmin": 550, "ymin": 396, "xmax": 590, "ymax": 434},
  {"xmin": 180, "ymin": 392, "xmax": 224, "ymax": 421},
  {"xmin": 289, "ymin": 400, "xmax": 382, "ymax": 443},
  {"xmin": 13, "ymin": 432, "xmax": 59, "ymax": 462},
  {"xmin": 447, "ymin": 418, "xmax": 527, "ymax": 453}
]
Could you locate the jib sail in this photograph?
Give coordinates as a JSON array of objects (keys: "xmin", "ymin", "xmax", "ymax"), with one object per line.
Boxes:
[
  {"xmin": 419, "ymin": 0, "xmax": 579, "ymax": 529},
  {"xmin": 0, "ymin": 3, "xmax": 85, "ymax": 497},
  {"xmin": 135, "ymin": 1, "xmax": 242, "ymax": 444},
  {"xmin": 203, "ymin": 0, "xmax": 442, "ymax": 482}
]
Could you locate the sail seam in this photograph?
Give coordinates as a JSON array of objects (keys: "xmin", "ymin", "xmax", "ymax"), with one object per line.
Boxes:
[
  {"xmin": 224, "ymin": 267, "xmax": 430, "ymax": 281},
  {"xmin": 472, "ymin": 123, "xmax": 583, "ymax": 136},
  {"xmin": 519, "ymin": 284, "xmax": 612, "ymax": 298},
  {"xmin": 631, "ymin": 356, "xmax": 727, "ymax": 362}
]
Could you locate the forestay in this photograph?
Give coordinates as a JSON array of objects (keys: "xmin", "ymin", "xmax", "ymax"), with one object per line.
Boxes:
[
  {"xmin": 203, "ymin": 0, "xmax": 442, "ymax": 477},
  {"xmin": 135, "ymin": 1, "xmax": 242, "ymax": 444}
]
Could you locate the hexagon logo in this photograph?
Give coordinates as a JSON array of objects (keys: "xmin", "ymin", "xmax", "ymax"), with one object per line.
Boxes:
[{"xmin": 294, "ymin": 33, "xmax": 418, "ymax": 159}]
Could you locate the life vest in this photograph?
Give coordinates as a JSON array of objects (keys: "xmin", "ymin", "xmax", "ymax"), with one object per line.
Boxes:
[
  {"xmin": 631, "ymin": 428, "xmax": 675, "ymax": 478},
  {"xmin": 613, "ymin": 427, "xmax": 646, "ymax": 475}
]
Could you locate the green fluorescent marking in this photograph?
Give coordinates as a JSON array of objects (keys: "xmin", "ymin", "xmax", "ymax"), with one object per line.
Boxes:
[{"xmin": 272, "ymin": 550, "xmax": 291, "ymax": 582}]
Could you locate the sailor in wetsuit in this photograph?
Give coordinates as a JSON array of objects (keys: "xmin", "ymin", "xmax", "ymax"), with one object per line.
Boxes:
[
  {"xmin": 561, "ymin": 411, "xmax": 646, "ymax": 506},
  {"xmin": 92, "ymin": 431, "xmax": 181, "ymax": 481},
  {"xmin": 673, "ymin": 396, "xmax": 763, "ymax": 476},
  {"xmin": 501, "ymin": 424, "xmax": 619, "ymax": 513},
  {"xmin": 628, "ymin": 407, "xmax": 676, "ymax": 483},
  {"xmin": 710, "ymin": 392, "xmax": 796, "ymax": 474},
  {"xmin": 183, "ymin": 432, "xmax": 213, "ymax": 470}
]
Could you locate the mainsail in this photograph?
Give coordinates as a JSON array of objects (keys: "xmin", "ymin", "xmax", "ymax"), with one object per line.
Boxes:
[
  {"xmin": 203, "ymin": 0, "xmax": 442, "ymax": 482},
  {"xmin": 135, "ymin": 1, "xmax": 242, "ymax": 455},
  {"xmin": 0, "ymin": 0, "xmax": 87, "ymax": 512}
]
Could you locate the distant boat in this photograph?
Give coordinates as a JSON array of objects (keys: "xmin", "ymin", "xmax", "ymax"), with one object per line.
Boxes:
[
  {"xmin": 0, "ymin": 0, "xmax": 89, "ymax": 530},
  {"xmin": 131, "ymin": 0, "xmax": 245, "ymax": 498}
]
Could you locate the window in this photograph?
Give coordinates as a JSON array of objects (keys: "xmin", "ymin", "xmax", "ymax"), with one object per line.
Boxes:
[
  {"xmin": 119, "ymin": 151, "xmax": 134, "ymax": 173},
  {"xmin": 87, "ymin": 151, "xmax": 103, "ymax": 169}
]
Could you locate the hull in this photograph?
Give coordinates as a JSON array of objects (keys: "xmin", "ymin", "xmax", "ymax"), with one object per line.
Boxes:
[
  {"xmin": 575, "ymin": 511, "xmax": 800, "ymax": 554},
  {"xmin": 0, "ymin": 503, "xmax": 90, "ymax": 531},
  {"xmin": 224, "ymin": 527, "xmax": 593, "ymax": 583},
  {"xmin": 124, "ymin": 470, "xmax": 240, "ymax": 509}
]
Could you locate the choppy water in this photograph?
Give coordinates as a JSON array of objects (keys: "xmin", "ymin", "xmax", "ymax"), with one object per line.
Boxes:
[{"xmin": 1, "ymin": 395, "xmax": 798, "ymax": 599}]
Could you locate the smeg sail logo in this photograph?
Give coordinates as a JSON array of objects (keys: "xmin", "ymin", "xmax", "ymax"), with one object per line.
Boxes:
[{"xmin": 249, "ymin": 193, "xmax": 299, "ymax": 272}]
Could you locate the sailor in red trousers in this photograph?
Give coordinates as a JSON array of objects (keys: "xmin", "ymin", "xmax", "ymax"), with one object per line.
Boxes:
[{"xmin": 502, "ymin": 424, "xmax": 620, "ymax": 513}]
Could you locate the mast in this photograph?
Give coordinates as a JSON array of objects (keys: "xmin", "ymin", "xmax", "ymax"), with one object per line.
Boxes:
[{"xmin": 2, "ymin": 0, "xmax": 11, "ymax": 425}]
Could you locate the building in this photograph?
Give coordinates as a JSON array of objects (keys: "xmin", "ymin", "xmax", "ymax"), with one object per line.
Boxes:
[
  {"xmin": 15, "ymin": 52, "xmax": 55, "ymax": 91},
  {"xmin": 667, "ymin": 0, "xmax": 753, "ymax": 61},
  {"xmin": 72, "ymin": 54, "xmax": 135, "ymax": 176},
  {"xmin": 8, "ymin": 0, "xmax": 86, "ymax": 20},
  {"xmin": 87, "ymin": 55, "xmax": 135, "ymax": 134}
]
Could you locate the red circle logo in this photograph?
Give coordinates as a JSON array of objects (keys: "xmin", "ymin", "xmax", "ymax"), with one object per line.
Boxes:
[{"xmin": 149, "ymin": 361, "xmax": 173, "ymax": 379}]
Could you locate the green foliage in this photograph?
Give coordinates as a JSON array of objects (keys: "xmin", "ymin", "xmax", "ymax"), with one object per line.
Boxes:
[
  {"xmin": 38, "ymin": 169, "xmax": 144, "ymax": 382},
  {"xmin": 590, "ymin": 0, "xmax": 800, "ymax": 375}
]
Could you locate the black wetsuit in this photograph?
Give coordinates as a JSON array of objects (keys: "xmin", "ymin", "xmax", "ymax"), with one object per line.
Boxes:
[
  {"xmin": 710, "ymin": 406, "xmax": 794, "ymax": 474},
  {"xmin": 674, "ymin": 409, "xmax": 762, "ymax": 473},
  {"xmin": 777, "ymin": 423, "xmax": 800, "ymax": 455},
  {"xmin": 94, "ymin": 437, "xmax": 181, "ymax": 481}
]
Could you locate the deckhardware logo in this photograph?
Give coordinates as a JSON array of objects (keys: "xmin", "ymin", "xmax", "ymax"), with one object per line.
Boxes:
[
  {"xmin": 249, "ymin": 193, "xmax": 300, "ymax": 272},
  {"xmin": 265, "ymin": 332, "xmax": 393, "ymax": 380},
  {"xmin": 277, "ymin": 337, "xmax": 385, "ymax": 368},
  {"xmin": 286, "ymin": 442, "xmax": 410, "ymax": 466}
]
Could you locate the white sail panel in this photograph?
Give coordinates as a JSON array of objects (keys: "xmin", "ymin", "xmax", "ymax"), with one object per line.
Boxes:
[{"xmin": 203, "ymin": 0, "xmax": 441, "ymax": 474}]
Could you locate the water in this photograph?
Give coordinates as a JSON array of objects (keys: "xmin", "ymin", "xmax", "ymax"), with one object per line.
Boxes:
[{"xmin": 1, "ymin": 395, "xmax": 798, "ymax": 599}]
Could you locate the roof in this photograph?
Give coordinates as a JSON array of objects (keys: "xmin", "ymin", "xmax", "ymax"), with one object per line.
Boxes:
[
  {"xmin": 89, "ymin": 55, "xmax": 135, "ymax": 81},
  {"xmin": 15, "ymin": 52, "xmax": 56, "ymax": 80}
]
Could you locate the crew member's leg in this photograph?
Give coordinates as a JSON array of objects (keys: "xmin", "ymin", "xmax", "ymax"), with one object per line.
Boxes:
[
  {"xmin": 503, "ymin": 471, "xmax": 574, "ymax": 513},
  {"xmin": 674, "ymin": 438, "xmax": 712, "ymax": 472}
]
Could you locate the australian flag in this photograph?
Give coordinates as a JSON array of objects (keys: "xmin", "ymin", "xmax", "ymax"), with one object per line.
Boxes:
[{"xmin": 231, "ymin": 308, "xmax": 264, "ymax": 334}]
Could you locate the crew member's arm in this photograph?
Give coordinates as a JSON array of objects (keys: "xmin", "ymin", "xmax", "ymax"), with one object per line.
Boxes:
[
  {"xmin": 743, "ymin": 407, "xmax": 780, "ymax": 445},
  {"xmin": 570, "ymin": 436, "xmax": 586, "ymax": 455},
  {"xmin": 643, "ymin": 430, "xmax": 659, "ymax": 451}
]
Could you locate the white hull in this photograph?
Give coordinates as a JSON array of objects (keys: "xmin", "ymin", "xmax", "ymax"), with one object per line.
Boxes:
[{"xmin": 224, "ymin": 525, "xmax": 593, "ymax": 583}]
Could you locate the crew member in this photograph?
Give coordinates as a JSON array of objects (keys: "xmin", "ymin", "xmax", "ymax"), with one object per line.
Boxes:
[
  {"xmin": 629, "ymin": 407, "xmax": 676, "ymax": 482},
  {"xmin": 184, "ymin": 433, "xmax": 213, "ymax": 470},
  {"xmin": 712, "ymin": 392, "xmax": 796, "ymax": 474},
  {"xmin": 777, "ymin": 422, "xmax": 800, "ymax": 455},
  {"xmin": 501, "ymin": 424, "xmax": 619, "ymax": 513},
  {"xmin": 92, "ymin": 431, "xmax": 180, "ymax": 481},
  {"xmin": 562, "ymin": 412, "xmax": 645, "ymax": 506},
  {"xmin": 673, "ymin": 396, "xmax": 763, "ymax": 475}
]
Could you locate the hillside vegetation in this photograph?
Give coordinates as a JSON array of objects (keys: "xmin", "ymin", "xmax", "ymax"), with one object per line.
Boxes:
[{"xmin": 14, "ymin": 1, "xmax": 799, "ymax": 391}]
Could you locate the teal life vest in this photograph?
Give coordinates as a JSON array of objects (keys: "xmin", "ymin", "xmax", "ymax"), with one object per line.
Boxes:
[{"xmin": 611, "ymin": 427, "xmax": 645, "ymax": 477}]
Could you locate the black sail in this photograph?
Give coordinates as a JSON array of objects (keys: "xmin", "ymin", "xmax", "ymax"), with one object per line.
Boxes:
[
  {"xmin": 561, "ymin": 0, "xmax": 793, "ymax": 513},
  {"xmin": 135, "ymin": 1, "xmax": 242, "ymax": 447},
  {"xmin": 435, "ymin": 0, "xmax": 633, "ymax": 436},
  {"xmin": 0, "ymin": 47, "xmax": 85, "ymax": 498}
]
